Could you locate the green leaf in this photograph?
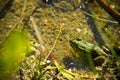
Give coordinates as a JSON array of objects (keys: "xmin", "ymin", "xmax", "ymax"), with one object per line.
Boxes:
[{"xmin": 0, "ymin": 29, "xmax": 29, "ymax": 80}]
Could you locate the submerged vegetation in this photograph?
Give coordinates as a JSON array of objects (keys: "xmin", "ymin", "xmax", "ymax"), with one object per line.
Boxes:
[
  {"xmin": 0, "ymin": 0, "xmax": 120, "ymax": 80},
  {"xmin": 0, "ymin": 28, "xmax": 32, "ymax": 80}
]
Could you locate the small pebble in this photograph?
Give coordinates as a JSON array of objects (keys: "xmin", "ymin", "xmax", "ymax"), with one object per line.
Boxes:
[{"xmin": 76, "ymin": 28, "xmax": 81, "ymax": 32}]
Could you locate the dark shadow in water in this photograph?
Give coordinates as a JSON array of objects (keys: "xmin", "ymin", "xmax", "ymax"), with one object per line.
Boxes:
[
  {"xmin": 79, "ymin": 0, "xmax": 104, "ymax": 45},
  {"xmin": 0, "ymin": 0, "xmax": 14, "ymax": 19},
  {"xmin": 62, "ymin": 56, "xmax": 90, "ymax": 71}
]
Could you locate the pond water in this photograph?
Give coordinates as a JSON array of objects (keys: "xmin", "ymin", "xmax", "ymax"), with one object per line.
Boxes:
[{"xmin": 0, "ymin": 0, "xmax": 120, "ymax": 79}]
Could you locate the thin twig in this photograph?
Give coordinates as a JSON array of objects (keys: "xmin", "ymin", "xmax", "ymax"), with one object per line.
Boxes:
[
  {"xmin": 44, "ymin": 24, "xmax": 64, "ymax": 61},
  {"xmin": 30, "ymin": 16, "xmax": 45, "ymax": 51},
  {"xmin": 4, "ymin": 0, "xmax": 27, "ymax": 42},
  {"xmin": 14, "ymin": 0, "xmax": 27, "ymax": 29}
]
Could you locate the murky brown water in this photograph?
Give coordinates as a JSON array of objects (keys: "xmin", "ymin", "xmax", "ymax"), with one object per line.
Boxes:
[{"xmin": 0, "ymin": 0, "xmax": 120, "ymax": 79}]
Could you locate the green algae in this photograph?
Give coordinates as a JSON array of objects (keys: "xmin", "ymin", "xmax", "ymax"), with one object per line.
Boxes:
[{"xmin": 0, "ymin": 29, "xmax": 30, "ymax": 80}]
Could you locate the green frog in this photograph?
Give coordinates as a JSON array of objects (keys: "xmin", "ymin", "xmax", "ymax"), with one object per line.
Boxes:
[{"xmin": 70, "ymin": 38, "xmax": 108, "ymax": 74}]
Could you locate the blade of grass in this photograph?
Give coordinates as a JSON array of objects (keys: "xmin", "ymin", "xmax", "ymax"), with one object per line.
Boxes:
[
  {"xmin": 96, "ymin": 24, "xmax": 117, "ymax": 56},
  {"xmin": 30, "ymin": 16, "xmax": 45, "ymax": 51},
  {"xmin": 80, "ymin": 9, "xmax": 118, "ymax": 24},
  {"xmin": 49, "ymin": 53, "xmax": 78, "ymax": 80}
]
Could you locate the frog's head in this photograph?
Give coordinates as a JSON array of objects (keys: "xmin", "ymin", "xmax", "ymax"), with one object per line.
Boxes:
[
  {"xmin": 70, "ymin": 38, "xmax": 91, "ymax": 53},
  {"xmin": 70, "ymin": 38, "xmax": 87, "ymax": 58},
  {"xmin": 70, "ymin": 39, "xmax": 81, "ymax": 51},
  {"xmin": 70, "ymin": 39, "xmax": 86, "ymax": 54}
]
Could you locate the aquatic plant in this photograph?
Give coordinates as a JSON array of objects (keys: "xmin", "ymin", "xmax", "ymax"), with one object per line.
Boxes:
[{"xmin": 0, "ymin": 29, "xmax": 30, "ymax": 80}]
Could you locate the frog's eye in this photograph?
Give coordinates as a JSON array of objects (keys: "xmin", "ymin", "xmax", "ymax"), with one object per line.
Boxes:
[{"xmin": 76, "ymin": 38, "xmax": 82, "ymax": 41}]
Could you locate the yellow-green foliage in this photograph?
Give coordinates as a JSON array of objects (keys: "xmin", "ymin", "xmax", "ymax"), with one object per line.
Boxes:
[{"xmin": 0, "ymin": 29, "xmax": 29, "ymax": 80}]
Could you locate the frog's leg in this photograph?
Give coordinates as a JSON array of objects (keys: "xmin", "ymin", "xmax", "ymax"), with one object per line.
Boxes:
[
  {"xmin": 94, "ymin": 56, "xmax": 108, "ymax": 66},
  {"xmin": 86, "ymin": 52, "xmax": 98, "ymax": 74}
]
